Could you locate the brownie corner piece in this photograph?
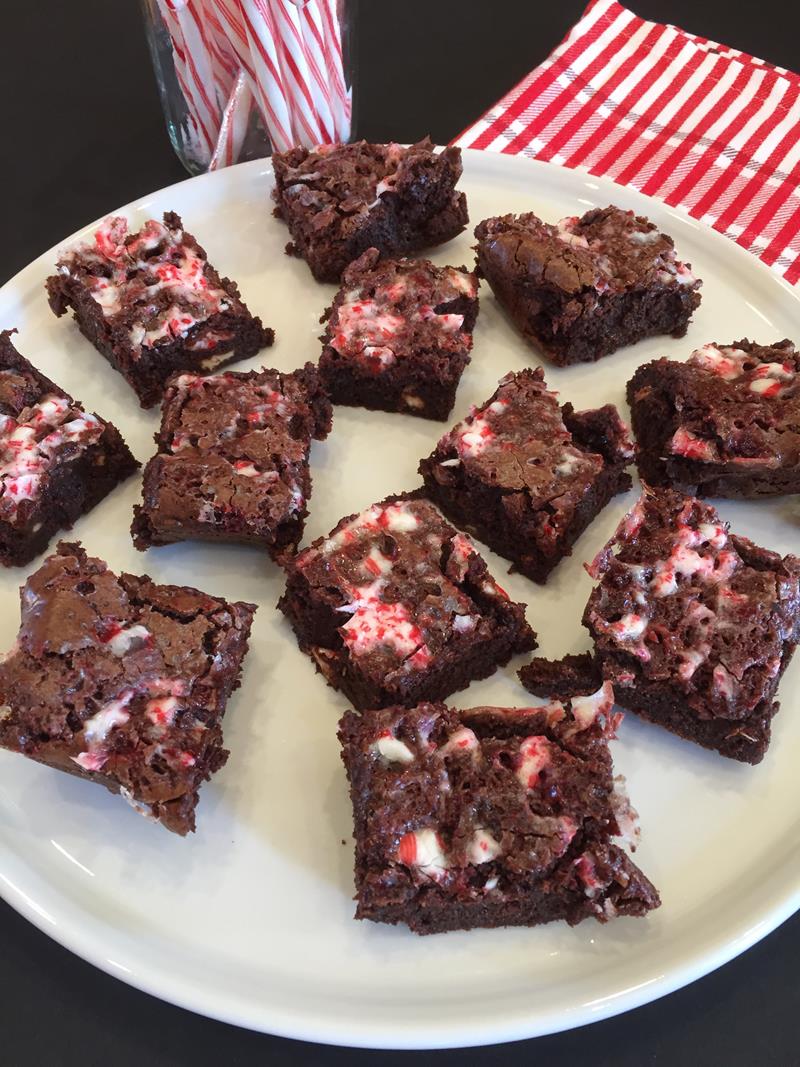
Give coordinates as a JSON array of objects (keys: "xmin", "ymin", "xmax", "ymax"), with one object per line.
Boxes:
[
  {"xmin": 271, "ymin": 139, "xmax": 469, "ymax": 282},
  {"xmin": 627, "ymin": 339, "xmax": 800, "ymax": 498},
  {"xmin": 0, "ymin": 330, "xmax": 139, "ymax": 567},
  {"xmin": 419, "ymin": 368, "xmax": 633, "ymax": 582},
  {"xmin": 131, "ymin": 361, "xmax": 331, "ymax": 557},
  {"xmin": 0, "ymin": 541, "xmax": 257, "ymax": 835},
  {"xmin": 583, "ymin": 487, "xmax": 800, "ymax": 763},
  {"xmin": 46, "ymin": 212, "xmax": 274, "ymax": 407},
  {"xmin": 319, "ymin": 247, "xmax": 479, "ymax": 420},
  {"xmin": 474, "ymin": 205, "xmax": 702, "ymax": 365},
  {"xmin": 338, "ymin": 694, "xmax": 660, "ymax": 934},
  {"xmin": 279, "ymin": 494, "xmax": 535, "ymax": 710}
]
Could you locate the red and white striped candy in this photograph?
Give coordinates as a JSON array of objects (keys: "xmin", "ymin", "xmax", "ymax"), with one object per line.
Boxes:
[{"xmin": 157, "ymin": 0, "xmax": 351, "ymax": 164}]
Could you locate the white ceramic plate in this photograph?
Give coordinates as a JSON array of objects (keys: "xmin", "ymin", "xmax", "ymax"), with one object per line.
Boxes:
[{"xmin": 1, "ymin": 151, "xmax": 799, "ymax": 1050}]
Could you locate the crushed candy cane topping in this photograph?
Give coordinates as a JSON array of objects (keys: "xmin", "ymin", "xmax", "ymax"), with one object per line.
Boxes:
[
  {"xmin": 71, "ymin": 676, "xmax": 196, "ymax": 774},
  {"xmin": 0, "ymin": 388, "xmax": 104, "ymax": 519},
  {"xmin": 297, "ymin": 498, "xmax": 512, "ymax": 673},
  {"xmin": 57, "ymin": 216, "xmax": 232, "ymax": 354},
  {"xmin": 329, "ymin": 262, "xmax": 475, "ymax": 369}
]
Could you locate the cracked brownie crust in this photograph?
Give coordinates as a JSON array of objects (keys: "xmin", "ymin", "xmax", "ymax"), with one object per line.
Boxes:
[
  {"xmin": 272, "ymin": 139, "xmax": 469, "ymax": 283},
  {"xmin": 338, "ymin": 690, "xmax": 660, "ymax": 934},
  {"xmin": 319, "ymin": 247, "xmax": 479, "ymax": 420},
  {"xmin": 279, "ymin": 494, "xmax": 536, "ymax": 710},
  {"xmin": 0, "ymin": 330, "xmax": 139, "ymax": 567},
  {"xmin": 420, "ymin": 368, "xmax": 634, "ymax": 582},
  {"xmin": 474, "ymin": 206, "xmax": 702, "ymax": 365},
  {"xmin": 0, "ymin": 542, "xmax": 256, "ymax": 834},
  {"xmin": 47, "ymin": 212, "xmax": 274, "ymax": 408},
  {"xmin": 131, "ymin": 363, "xmax": 332, "ymax": 557},
  {"xmin": 628, "ymin": 339, "xmax": 800, "ymax": 498},
  {"xmin": 577, "ymin": 487, "xmax": 800, "ymax": 763}
]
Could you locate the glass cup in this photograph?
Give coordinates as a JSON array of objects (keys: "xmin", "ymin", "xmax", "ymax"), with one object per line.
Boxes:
[{"xmin": 141, "ymin": 0, "xmax": 357, "ymax": 175}]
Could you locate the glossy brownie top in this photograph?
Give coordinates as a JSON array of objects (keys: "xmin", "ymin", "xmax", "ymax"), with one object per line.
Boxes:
[
  {"xmin": 137, "ymin": 364, "xmax": 331, "ymax": 545},
  {"xmin": 424, "ymin": 367, "xmax": 632, "ymax": 500},
  {"xmin": 475, "ymin": 205, "xmax": 702, "ymax": 296},
  {"xmin": 273, "ymin": 138, "xmax": 463, "ymax": 221},
  {"xmin": 52, "ymin": 211, "xmax": 244, "ymax": 354}
]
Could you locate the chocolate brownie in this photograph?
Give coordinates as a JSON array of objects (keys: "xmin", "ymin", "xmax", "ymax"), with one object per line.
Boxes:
[
  {"xmin": 520, "ymin": 652, "xmax": 602, "ymax": 702},
  {"xmin": 279, "ymin": 494, "xmax": 536, "ymax": 710},
  {"xmin": 0, "ymin": 330, "xmax": 139, "ymax": 567},
  {"xmin": 272, "ymin": 139, "xmax": 469, "ymax": 283},
  {"xmin": 0, "ymin": 543, "xmax": 256, "ymax": 835},
  {"xmin": 555, "ymin": 487, "xmax": 800, "ymax": 764},
  {"xmin": 628, "ymin": 340, "xmax": 800, "ymax": 498},
  {"xmin": 46, "ymin": 212, "xmax": 274, "ymax": 408},
  {"xmin": 420, "ymin": 369, "xmax": 634, "ymax": 582},
  {"xmin": 338, "ymin": 688, "xmax": 660, "ymax": 934},
  {"xmin": 318, "ymin": 248, "xmax": 479, "ymax": 420},
  {"xmin": 131, "ymin": 364, "xmax": 332, "ymax": 558},
  {"xmin": 474, "ymin": 206, "xmax": 702, "ymax": 366}
]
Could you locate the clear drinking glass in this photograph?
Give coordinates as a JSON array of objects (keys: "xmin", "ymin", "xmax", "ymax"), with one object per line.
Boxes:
[{"xmin": 141, "ymin": 0, "xmax": 357, "ymax": 175}]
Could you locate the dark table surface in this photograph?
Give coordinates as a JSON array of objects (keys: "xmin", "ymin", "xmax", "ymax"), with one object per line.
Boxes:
[{"xmin": 2, "ymin": 2, "xmax": 799, "ymax": 1063}]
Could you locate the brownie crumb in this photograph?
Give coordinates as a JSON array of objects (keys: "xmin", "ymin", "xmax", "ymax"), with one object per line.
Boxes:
[{"xmin": 520, "ymin": 653, "xmax": 603, "ymax": 700}]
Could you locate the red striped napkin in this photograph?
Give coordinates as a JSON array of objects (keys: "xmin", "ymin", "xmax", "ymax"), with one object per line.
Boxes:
[{"xmin": 454, "ymin": 0, "xmax": 800, "ymax": 285}]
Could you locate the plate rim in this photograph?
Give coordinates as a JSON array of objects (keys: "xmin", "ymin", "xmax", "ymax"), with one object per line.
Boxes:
[{"xmin": 1, "ymin": 148, "xmax": 798, "ymax": 1050}]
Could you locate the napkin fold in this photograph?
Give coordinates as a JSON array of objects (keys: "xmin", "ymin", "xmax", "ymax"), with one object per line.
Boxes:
[{"xmin": 454, "ymin": 0, "xmax": 800, "ymax": 284}]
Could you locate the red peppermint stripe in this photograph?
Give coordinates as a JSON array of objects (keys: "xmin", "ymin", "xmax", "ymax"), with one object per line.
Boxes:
[{"xmin": 454, "ymin": 0, "xmax": 800, "ymax": 285}]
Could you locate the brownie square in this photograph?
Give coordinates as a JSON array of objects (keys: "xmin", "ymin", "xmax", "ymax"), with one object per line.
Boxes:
[
  {"xmin": 338, "ymin": 690, "xmax": 660, "ymax": 934},
  {"xmin": 420, "ymin": 368, "xmax": 634, "ymax": 582},
  {"xmin": 0, "ymin": 330, "xmax": 139, "ymax": 567},
  {"xmin": 46, "ymin": 212, "xmax": 274, "ymax": 408},
  {"xmin": 272, "ymin": 139, "xmax": 469, "ymax": 283},
  {"xmin": 628, "ymin": 339, "xmax": 800, "ymax": 498},
  {"xmin": 0, "ymin": 543, "xmax": 256, "ymax": 835},
  {"xmin": 131, "ymin": 363, "xmax": 332, "ymax": 558},
  {"xmin": 563, "ymin": 487, "xmax": 800, "ymax": 764},
  {"xmin": 279, "ymin": 494, "xmax": 536, "ymax": 710},
  {"xmin": 318, "ymin": 248, "xmax": 479, "ymax": 420},
  {"xmin": 474, "ymin": 206, "xmax": 702, "ymax": 366}
]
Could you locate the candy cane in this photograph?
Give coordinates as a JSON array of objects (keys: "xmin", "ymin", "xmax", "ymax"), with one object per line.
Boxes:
[
  {"xmin": 209, "ymin": 69, "xmax": 255, "ymax": 169},
  {"xmin": 156, "ymin": 0, "xmax": 218, "ymax": 161},
  {"xmin": 155, "ymin": 0, "xmax": 351, "ymax": 165}
]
